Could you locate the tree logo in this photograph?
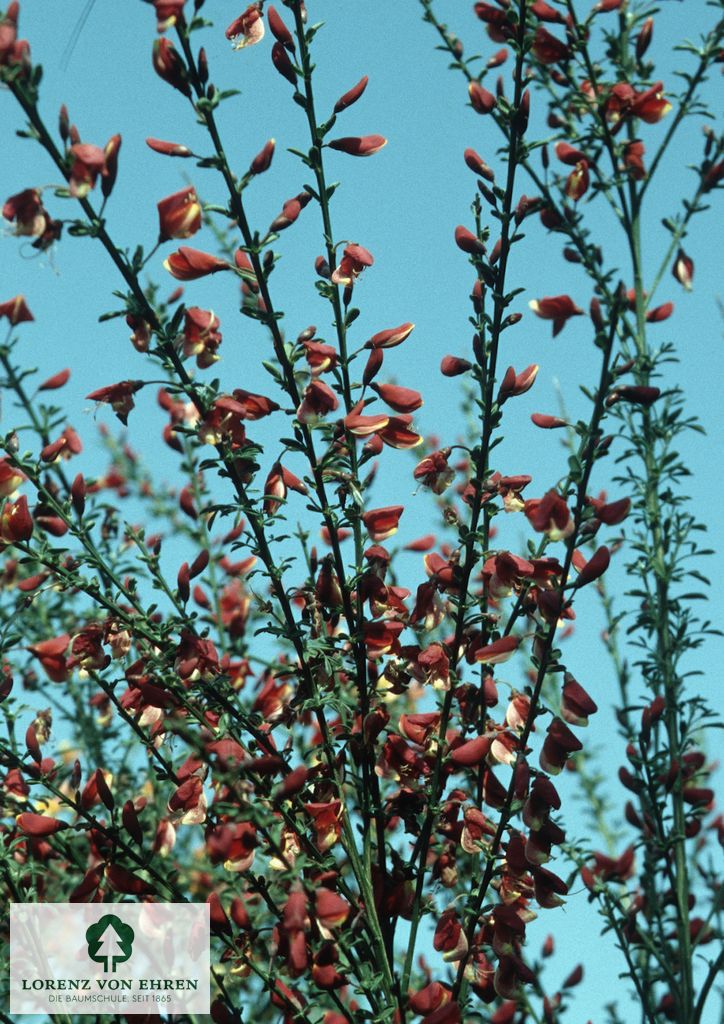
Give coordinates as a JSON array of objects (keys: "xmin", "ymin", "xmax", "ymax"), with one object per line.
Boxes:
[{"xmin": 85, "ymin": 915, "xmax": 135, "ymax": 973}]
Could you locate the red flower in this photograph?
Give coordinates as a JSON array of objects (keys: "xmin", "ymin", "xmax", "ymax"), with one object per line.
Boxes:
[
  {"xmin": 631, "ymin": 81, "xmax": 671, "ymax": 123},
  {"xmin": 565, "ymin": 160, "xmax": 590, "ymax": 202},
  {"xmin": 414, "ymin": 449, "xmax": 454, "ymax": 494},
  {"xmin": 529, "ymin": 294, "xmax": 583, "ymax": 336},
  {"xmin": 331, "ymin": 244, "xmax": 374, "ymax": 286},
  {"xmin": 606, "ymin": 81, "xmax": 671, "ymax": 126},
  {"xmin": 28, "ymin": 634, "xmax": 70, "ymax": 682},
  {"xmin": 174, "ymin": 630, "xmax": 220, "ymax": 680},
  {"xmin": 363, "ymin": 618, "xmax": 404, "ymax": 658},
  {"xmin": 164, "ymin": 246, "xmax": 229, "ymax": 280},
  {"xmin": 68, "ymin": 143, "xmax": 106, "ymax": 198},
  {"xmin": 581, "ymin": 846, "xmax": 635, "ymax": 887},
  {"xmin": 561, "ymin": 673, "xmax": 598, "ymax": 726},
  {"xmin": 226, "ymin": 4, "xmax": 265, "ymax": 48},
  {"xmin": 416, "ymin": 643, "xmax": 450, "ymax": 688},
  {"xmin": 344, "ymin": 407, "xmax": 389, "ymax": 437},
  {"xmin": 231, "ymin": 388, "xmax": 280, "ymax": 420},
  {"xmin": 540, "ymin": 716, "xmax": 583, "ymax": 774},
  {"xmin": 524, "ymin": 490, "xmax": 573, "ymax": 540},
  {"xmin": 315, "ymin": 559, "xmax": 343, "ymax": 609},
  {"xmin": 450, "ymin": 734, "xmax": 493, "ymax": 768},
  {"xmin": 623, "ymin": 139, "xmax": 646, "ymax": 180},
  {"xmin": 0, "ymin": 495, "xmax": 32, "ymax": 546},
  {"xmin": 158, "ymin": 185, "xmax": 202, "ymax": 241},
  {"xmin": 574, "ymin": 545, "xmax": 610, "ymax": 587},
  {"xmin": 588, "ymin": 494, "xmax": 631, "ymax": 525},
  {"xmin": 153, "ymin": 0, "xmax": 186, "ymax": 32},
  {"xmin": 532, "ymin": 26, "xmax": 570, "ymax": 64},
  {"xmin": 399, "ymin": 711, "xmax": 441, "ymax": 747},
  {"xmin": 474, "ymin": 2, "xmax": 514, "ymax": 40},
  {"xmin": 2, "ymin": 188, "xmax": 45, "ymax": 236},
  {"xmin": 0, "ymin": 295, "xmax": 33, "ymax": 325},
  {"xmin": 363, "ymin": 505, "xmax": 404, "ymax": 542},
  {"xmin": 87, "ymin": 380, "xmax": 143, "ymax": 425},
  {"xmin": 315, "ymin": 889, "xmax": 350, "ymax": 932},
  {"xmin": 106, "ymin": 863, "xmax": 153, "ymax": 896},
  {"xmin": 296, "ymin": 379, "xmax": 339, "ymax": 424},
  {"xmin": 0, "ymin": 4, "xmax": 19, "ymax": 63},
  {"xmin": 532, "ymin": 1, "xmax": 565, "ymax": 22},
  {"xmin": 434, "ymin": 908, "xmax": 468, "ymax": 962},
  {"xmin": 304, "ymin": 800, "xmax": 342, "ymax": 851},
  {"xmin": 555, "ymin": 142, "xmax": 588, "ymax": 166},
  {"xmin": 0, "ymin": 458, "xmax": 26, "ymax": 497},
  {"xmin": 303, "ymin": 339, "xmax": 338, "ymax": 376},
  {"xmin": 263, "ymin": 462, "xmax": 308, "ymax": 515},
  {"xmin": 409, "ymin": 982, "xmax": 453, "ymax": 1017},
  {"xmin": 198, "ymin": 396, "xmax": 247, "ymax": 447},
  {"xmin": 0, "ymin": 2, "xmax": 30, "ymax": 71},
  {"xmin": 16, "ymin": 812, "xmax": 67, "ymax": 837},
  {"xmin": 40, "ymin": 426, "xmax": 82, "ymax": 463},
  {"xmin": 377, "ymin": 415, "xmax": 423, "ymax": 450},
  {"xmin": 182, "ymin": 306, "xmax": 222, "ymax": 367},
  {"xmin": 474, "ymin": 635, "xmax": 520, "ymax": 665},
  {"xmin": 328, "ymin": 135, "xmax": 387, "ymax": 157}
]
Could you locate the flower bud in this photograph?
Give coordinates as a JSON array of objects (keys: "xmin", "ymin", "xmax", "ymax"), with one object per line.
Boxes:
[
  {"xmin": 672, "ymin": 248, "xmax": 694, "ymax": 291},
  {"xmin": 328, "ymin": 134, "xmax": 387, "ymax": 157},
  {"xmin": 152, "ymin": 37, "xmax": 191, "ymax": 96},
  {"xmin": 39, "ymin": 368, "xmax": 70, "ymax": 391},
  {"xmin": 454, "ymin": 225, "xmax": 485, "ymax": 256},
  {"xmin": 464, "ymin": 147, "xmax": 494, "ymax": 180},
  {"xmin": 334, "ymin": 75, "xmax": 368, "ymax": 113},
  {"xmin": 250, "ymin": 138, "xmax": 275, "ymax": 174},
  {"xmin": 636, "ymin": 17, "xmax": 653, "ymax": 59},
  {"xmin": 101, "ymin": 133, "xmax": 122, "ymax": 199},
  {"xmin": 71, "ymin": 473, "xmax": 86, "ymax": 516},
  {"xmin": 440, "ymin": 355, "xmax": 472, "ymax": 377},
  {"xmin": 468, "ymin": 81, "xmax": 496, "ymax": 114},
  {"xmin": 267, "ymin": 6, "xmax": 295, "ymax": 51},
  {"xmin": 59, "ymin": 104, "xmax": 69, "ymax": 143},
  {"xmin": 363, "ymin": 347, "xmax": 383, "ymax": 386},
  {"xmin": 271, "ymin": 39, "xmax": 297, "ymax": 85}
]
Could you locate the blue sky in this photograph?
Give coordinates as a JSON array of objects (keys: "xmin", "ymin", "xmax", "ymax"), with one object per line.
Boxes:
[{"xmin": 2, "ymin": 1, "xmax": 722, "ymax": 1021}]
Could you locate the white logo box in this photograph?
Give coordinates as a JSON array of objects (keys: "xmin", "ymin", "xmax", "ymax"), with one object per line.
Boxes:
[{"xmin": 10, "ymin": 902, "xmax": 210, "ymax": 1015}]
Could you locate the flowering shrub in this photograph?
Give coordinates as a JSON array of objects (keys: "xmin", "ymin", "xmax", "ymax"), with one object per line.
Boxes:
[{"xmin": 0, "ymin": 1, "xmax": 722, "ymax": 1022}]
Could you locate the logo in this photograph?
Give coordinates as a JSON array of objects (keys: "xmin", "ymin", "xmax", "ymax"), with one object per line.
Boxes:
[
  {"xmin": 85, "ymin": 914, "xmax": 135, "ymax": 973},
  {"xmin": 10, "ymin": 903, "xmax": 210, "ymax": 1015}
]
